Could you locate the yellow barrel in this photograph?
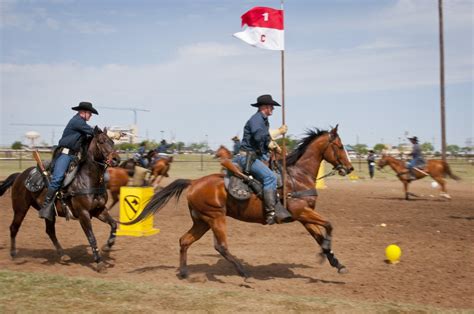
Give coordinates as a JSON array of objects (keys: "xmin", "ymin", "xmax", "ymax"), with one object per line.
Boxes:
[
  {"xmin": 116, "ymin": 186, "xmax": 160, "ymax": 237},
  {"xmin": 315, "ymin": 162, "xmax": 327, "ymax": 189}
]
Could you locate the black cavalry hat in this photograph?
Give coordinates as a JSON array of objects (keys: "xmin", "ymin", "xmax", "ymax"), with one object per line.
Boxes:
[
  {"xmin": 71, "ymin": 102, "xmax": 99, "ymax": 115},
  {"xmin": 407, "ymin": 136, "xmax": 418, "ymax": 143},
  {"xmin": 251, "ymin": 94, "xmax": 281, "ymax": 107}
]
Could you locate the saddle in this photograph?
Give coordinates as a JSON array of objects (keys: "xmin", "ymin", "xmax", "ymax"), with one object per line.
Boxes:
[
  {"xmin": 24, "ymin": 158, "xmax": 81, "ymax": 220},
  {"xmin": 221, "ymin": 159, "xmax": 295, "ymax": 224}
]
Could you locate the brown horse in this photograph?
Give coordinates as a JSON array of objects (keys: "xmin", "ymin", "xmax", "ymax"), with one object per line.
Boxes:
[
  {"xmin": 150, "ymin": 156, "xmax": 173, "ymax": 188},
  {"xmin": 214, "ymin": 145, "xmax": 232, "ymax": 160},
  {"xmin": 377, "ymin": 154, "xmax": 460, "ymax": 200},
  {"xmin": 124, "ymin": 125, "xmax": 354, "ymax": 278},
  {"xmin": 0, "ymin": 127, "xmax": 120, "ymax": 272},
  {"xmin": 106, "ymin": 167, "xmax": 130, "ymax": 209}
]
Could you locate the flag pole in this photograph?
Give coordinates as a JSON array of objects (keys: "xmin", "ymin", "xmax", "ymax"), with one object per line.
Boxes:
[{"xmin": 280, "ymin": 0, "xmax": 287, "ymax": 208}]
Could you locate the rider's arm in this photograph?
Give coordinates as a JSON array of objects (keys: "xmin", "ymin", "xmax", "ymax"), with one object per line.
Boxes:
[{"xmin": 72, "ymin": 116, "xmax": 94, "ymax": 136}]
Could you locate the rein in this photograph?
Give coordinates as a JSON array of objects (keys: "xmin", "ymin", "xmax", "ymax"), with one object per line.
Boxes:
[{"xmin": 314, "ymin": 133, "xmax": 341, "ymax": 181}]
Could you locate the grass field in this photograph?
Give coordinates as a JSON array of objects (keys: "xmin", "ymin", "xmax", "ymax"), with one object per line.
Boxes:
[{"xmin": 0, "ymin": 270, "xmax": 450, "ymax": 313}]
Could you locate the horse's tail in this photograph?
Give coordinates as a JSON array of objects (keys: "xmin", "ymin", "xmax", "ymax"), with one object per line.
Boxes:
[
  {"xmin": 0, "ymin": 172, "xmax": 20, "ymax": 196},
  {"xmin": 443, "ymin": 161, "xmax": 461, "ymax": 181},
  {"xmin": 121, "ymin": 178, "xmax": 192, "ymax": 225}
]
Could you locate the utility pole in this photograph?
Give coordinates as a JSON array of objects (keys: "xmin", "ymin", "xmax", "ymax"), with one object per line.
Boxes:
[{"xmin": 438, "ymin": 0, "xmax": 447, "ymax": 161}]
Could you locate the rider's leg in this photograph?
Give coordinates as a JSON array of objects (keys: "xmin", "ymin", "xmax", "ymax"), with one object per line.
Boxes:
[
  {"xmin": 406, "ymin": 160, "xmax": 416, "ymax": 180},
  {"xmin": 39, "ymin": 154, "xmax": 72, "ymax": 221},
  {"xmin": 250, "ymin": 159, "xmax": 278, "ymax": 225}
]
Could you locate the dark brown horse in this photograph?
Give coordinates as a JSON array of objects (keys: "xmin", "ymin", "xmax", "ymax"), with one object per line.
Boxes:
[
  {"xmin": 124, "ymin": 125, "xmax": 354, "ymax": 278},
  {"xmin": 377, "ymin": 154, "xmax": 460, "ymax": 200},
  {"xmin": 0, "ymin": 127, "xmax": 120, "ymax": 272}
]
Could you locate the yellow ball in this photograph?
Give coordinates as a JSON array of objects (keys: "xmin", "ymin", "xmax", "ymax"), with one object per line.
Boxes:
[{"xmin": 385, "ymin": 244, "xmax": 401, "ymax": 263}]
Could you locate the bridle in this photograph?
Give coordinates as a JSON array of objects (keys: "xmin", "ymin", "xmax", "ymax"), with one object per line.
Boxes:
[
  {"xmin": 316, "ymin": 133, "xmax": 349, "ymax": 180},
  {"xmin": 93, "ymin": 134, "xmax": 117, "ymax": 167}
]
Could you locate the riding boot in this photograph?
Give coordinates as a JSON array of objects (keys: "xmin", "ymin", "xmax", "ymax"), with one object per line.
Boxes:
[
  {"xmin": 38, "ymin": 188, "xmax": 57, "ymax": 221},
  {"xmin": 263, "ymin": 190, "xmax": 277, "ymax": 225}
]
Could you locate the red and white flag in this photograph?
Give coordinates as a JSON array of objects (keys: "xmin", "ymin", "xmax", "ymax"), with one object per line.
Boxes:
[{"xmin": 233, "ymin": 6, "xmax": 284, "ymax": 51}]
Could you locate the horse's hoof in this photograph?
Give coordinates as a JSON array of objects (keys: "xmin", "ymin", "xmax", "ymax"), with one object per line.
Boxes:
[
  {"xmin": 440, "ymin": 193, "xmax": 451, "ymax": 200},
  {"xmin": 10, "ymin": 251, "xmax": 17, "ymax": 259},
  {"xmin": 96, "ymin": 261, "xmax": 107, "ymax": 273},
  {"xmin": 59, "ymin": 254, "xmax": 71, "ymax": 263},
  {"xmin": 318, "ymin": 252, "xmax": 326, "ymax": 264},
  {"xmin": 178, "ymin": 269, "xmax": 188, "ymax": 279},
  {"xmin": 338, "ymin": 266, "xmax": 348, "ymax": 274},
  {"xmin": 101, "ymin": 244, "xmax": 113, "ymax": 252}
]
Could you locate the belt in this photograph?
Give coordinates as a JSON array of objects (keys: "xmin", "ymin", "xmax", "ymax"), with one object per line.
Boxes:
[{"xmin": 60, "ymin": 147, "xmax": 77, "ymax": 156}]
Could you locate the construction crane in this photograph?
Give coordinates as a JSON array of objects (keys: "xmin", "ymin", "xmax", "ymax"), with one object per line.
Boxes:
[{"xmin": 96, "ymin": 106, "xmax": 150, "ymax": 125}]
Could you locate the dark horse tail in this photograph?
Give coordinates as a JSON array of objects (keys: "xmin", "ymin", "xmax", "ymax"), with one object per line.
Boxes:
[
  {"xmin": 0, "ymin": 172, "xmax": 20, "ymax": 196},
  {"xmin": 443, "ymin": 161, "xmax": 461, "ymax": 181},
  {"xmin": 121, "ymin": 179, "xmax": 192, "ymax": 225}
]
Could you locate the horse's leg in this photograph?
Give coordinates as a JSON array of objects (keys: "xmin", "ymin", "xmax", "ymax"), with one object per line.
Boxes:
[
  {"xmin": 44, "ymin": 218, "xmax": 70, "ymax": 262},
  {"xmin": 403, "ymin": 181, "xmax": 409, "ymax": 200},
  {"xmin": 109, "ymin": 190, "xmax": 119, "ymax": 209},
  {"xmin": 9, "ymin": 205, "xmax": 29, "ymax": 258},
  {"xmin": 78, "ymin": 210, "xmax": 106, "ymax": 272},
  {"xmin": 152, "ymin": 175, "xmax": 164, "ymax": 188},
  {"xmin": 178, "ymin": 219, "xmax": 210, "ymax": 278},
  {"xmin": 297, "ymin": 208, "xmax": 347, "ymax": 273},
  {"xmin": 434, "ymin": 176, "xmax": 450, "ymax": 199},
  {"xmin": 210, "ymin": 216, "xmax": 248, "ymax": 278},
  {"xmin": 96, "ymin": 210, "xmax": 117, "ymax": 252}
]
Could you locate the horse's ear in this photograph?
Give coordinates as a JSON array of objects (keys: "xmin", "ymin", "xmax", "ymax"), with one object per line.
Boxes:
[
  {"xmin": 94, "ymin": 126, "xmax": 103, "ymax": 134},
  {"xmin": 103, "ymin": 127, "xmax": 108, "ymax": 134},
  {"xmin": 330, "ymin": 124, "xmax": 339, "ymax": 135}
]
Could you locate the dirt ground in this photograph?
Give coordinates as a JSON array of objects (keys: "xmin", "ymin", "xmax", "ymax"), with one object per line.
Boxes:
[{"xmin": 0, "ymin": 177, "xmax": 473, "ymax": 310}]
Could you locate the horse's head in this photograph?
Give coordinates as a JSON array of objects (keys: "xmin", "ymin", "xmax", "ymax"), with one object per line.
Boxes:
[
  {"xmin": 90, "ymin": 127, "xmax": 121, "ymax": 167},
  {"xmin": 214, "ymin": 145, "xmax": 232, "ymax": 159},
  {"xmin": 322, "ymin": 125, "xmax": 354, "ymax": 176},
  {"xmin": 377, "ymin": 154, "xmax": 388, "ymax": 169}
]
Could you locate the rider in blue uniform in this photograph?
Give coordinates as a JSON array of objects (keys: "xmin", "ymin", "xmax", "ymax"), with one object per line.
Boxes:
[
  {"xmin": 407, "ymin": 136, "xmax": 425, "ymax": 180},
  {"xmin": 231, "ymin": 136, "xmax": 241, "ymax": 156},
  {"xmin": 136, "ymin": 142, "xmax": 149, "ymax": 168},
  {"xmin": 234, "ymin": 94, "xmax": 287, "ymax": 225},
  {"xmin": 39, "ymin": 102, "xmax": 99, "ymax": 221}
]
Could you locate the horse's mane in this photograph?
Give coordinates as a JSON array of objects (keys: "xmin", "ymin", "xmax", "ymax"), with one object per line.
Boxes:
[{"xmin": 286, "ymin": 128, "xmax": 329, "ymax": 167}]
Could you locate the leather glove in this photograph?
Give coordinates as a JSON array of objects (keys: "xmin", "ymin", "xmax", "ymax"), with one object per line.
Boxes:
[
  {"xmin": 107, "ymin": 131, "xmax": 122, "ymax": 140},
  {"xmin": 268, "ymin": 140, "xmax": 282, "ymax": 154},
  {"xmin": 269, "ymin": 124, "xmax": 288, "ymax": 140}
]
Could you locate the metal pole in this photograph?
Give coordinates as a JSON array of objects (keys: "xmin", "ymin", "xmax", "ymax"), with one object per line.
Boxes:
[
  {"xmin": 280, "ymin": 0, "xmax": 287, "ymax": 208},
  {"xmin": 438, "ymin": 0, "xmax": 447, "ymax": 161}
]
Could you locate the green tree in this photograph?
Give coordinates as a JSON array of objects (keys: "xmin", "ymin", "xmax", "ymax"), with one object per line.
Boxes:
[
  {"xmin": 116, "ymin": 143, "xmax": 138, "ymax": 151},
  {"xmin": 353, "ymin": 144, "xmax": 368, "ymax": 155},
  {"xmin": 276, "ymin": 135, "xmax": 298, "ymax": 152},
  {"xmin": 446, "ymin": 144, "xmax": 460, "ymax": 156},
  {"xmin": 11, "ymin": 141, "xmax": 23, "ymax": 149},
  {"xmin": 420, "ymin": 142, "xmax": 434, "ymax": 153},
  {"xmin": 175, "ymin": 141, "xmax": 185, "ymax": 152},
  {"xmin": 373, "ymin": 143, "xmax": 386, "ymax": 153}
]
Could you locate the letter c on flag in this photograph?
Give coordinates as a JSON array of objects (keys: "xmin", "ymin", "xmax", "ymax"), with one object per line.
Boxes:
[{"xmin": 260, "ymin": 34, "xmax": 266, "ymax": 42}]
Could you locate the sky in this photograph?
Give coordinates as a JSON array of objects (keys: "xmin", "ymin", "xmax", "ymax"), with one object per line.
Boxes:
[{"xmin": 1, "ymin": 0, "xmax": 472, "ymax": 150}]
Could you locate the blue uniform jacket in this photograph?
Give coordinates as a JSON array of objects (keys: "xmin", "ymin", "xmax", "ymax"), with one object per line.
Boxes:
[
  {"xmin": 240, "ymin": 111, "xmax": 271, "ymax": 156},
  {"xmin": 57, "ymin": 114, "xmax": 94, "ymax": 153}
]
